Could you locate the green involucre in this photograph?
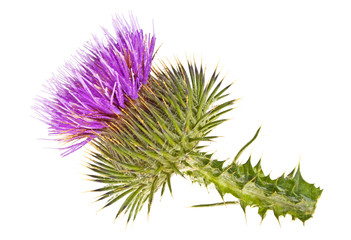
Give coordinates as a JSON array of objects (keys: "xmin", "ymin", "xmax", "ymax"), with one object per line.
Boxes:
[{"xmin": 87, "ymin": 60, "xmax": 322, "ymax": 224}]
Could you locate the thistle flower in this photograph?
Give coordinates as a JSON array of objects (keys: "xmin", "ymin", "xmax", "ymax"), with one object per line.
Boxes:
[
  {"xmin": 36, "ymin": 15, "xmax": 322, "ymax": 225},
  {"xmin": 36, "ymin": 15, "xmax": 156, "ymax": 155}
]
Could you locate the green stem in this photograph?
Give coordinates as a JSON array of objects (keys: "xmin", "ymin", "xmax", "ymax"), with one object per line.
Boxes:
[{"xmin": 186, "ymin": 156, "xmax": 322, "ymax": 223}]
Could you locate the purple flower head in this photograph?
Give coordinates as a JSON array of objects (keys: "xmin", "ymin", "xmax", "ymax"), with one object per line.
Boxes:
[{"xmin": 36, "ymin": 15, "xmax": 156, "ymax": 156}]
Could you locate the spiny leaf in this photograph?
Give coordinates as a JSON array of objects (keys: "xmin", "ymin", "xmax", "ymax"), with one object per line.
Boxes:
[
  {"xmin": 148, "ymin": 176, "xmax": 158, "ymax": 214},
  {"xmin": 101, "ymin": 188, "xmax": 135, "ymax": 210},
  {"xmin": 233, "ymin": 126, "xmax": 261, "ymax": 163},
  {"xmin": 166, "ymin": 174, "xmax": 173, "ymax": 196},
  {"xmin": 127, "ymin": 192, "xmax": 142, "ymax": 223},
  {"xmin": 115, "ymin": 186, "xmax": 144, "ymax": 219},
  {"xmin": 160, "ymin": 180, "xmax": 167, "ymax": 197},
  {"xmin": 191, "ymin": 201, "xmax": 238, "ymax": 208},
  {"xmin": 258, "ymin": 207, "xmax": 268, "ymax": 221}
]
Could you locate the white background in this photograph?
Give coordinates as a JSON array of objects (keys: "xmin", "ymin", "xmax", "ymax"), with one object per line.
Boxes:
[{"xmin": 1, "ymin": 0, "xmax": 350, "ymax": 239}]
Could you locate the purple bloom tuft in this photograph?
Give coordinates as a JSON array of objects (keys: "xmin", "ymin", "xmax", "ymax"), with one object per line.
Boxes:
[{"xmin": 36, "ymin": 15, "xmax": 156, "ymax": 156}]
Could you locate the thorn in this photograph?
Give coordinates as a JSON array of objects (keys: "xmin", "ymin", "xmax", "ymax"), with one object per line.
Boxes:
[
  {"xmin": 277, "ymin": 218, "xmax": 281, "ymax": 228},
  {"xmin": 96, "ymin": 206, "xmax": 104, "ymax": 214},
  {"xmin": 240, "ymin": 201, "xmax": 248, "ymax": 223},
  {"xmin": 273, "ymin": 209, "xmax": 282, "ymax": 227},
  {"xmin": 206, "ymin": 185, "xmax": 210, "ymax": 194},
  {"xmin": 260, "ymin": 217, "xmax": 264, "ymax": 225},
  {"xmin": 89, "ymin": 200, "xmax": 97, "ymax": 206},
  {"xmin": 81, "ymin": 190, "xmax": 92, "ymax": 194}
]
